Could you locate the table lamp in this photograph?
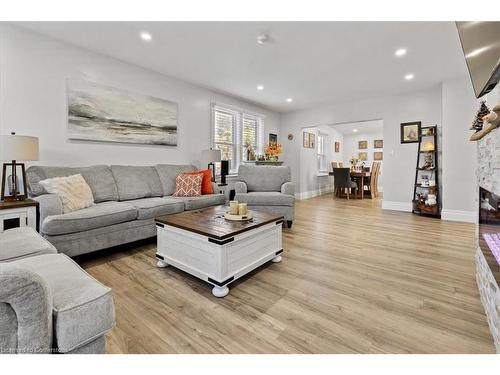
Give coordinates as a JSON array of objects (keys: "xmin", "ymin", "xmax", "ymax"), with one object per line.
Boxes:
[
  {"xmin": 0, "ymin": 132, "xmax": 39, "ymax": 201},
  {"xmin": 201, "ymin": 149, "xmax": 221, "ymax": 182}
]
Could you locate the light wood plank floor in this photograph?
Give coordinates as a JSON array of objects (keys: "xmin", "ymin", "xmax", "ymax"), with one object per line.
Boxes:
[{"xmin": 78, "ymin": 195, "xmax": 495, "ymax": 353}]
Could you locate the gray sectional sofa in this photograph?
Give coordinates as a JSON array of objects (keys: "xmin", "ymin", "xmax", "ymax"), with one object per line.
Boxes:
[
  {"xmin": 0, "ymin": 227, "xmax": 115, "ymax": 354},
  {"xmin": 234, "ymin": 165, "xmax": 295, "ymax": 227},
  {"xmin": 26, "ymin": 164, "xmax": 226, "ymax": 257}
]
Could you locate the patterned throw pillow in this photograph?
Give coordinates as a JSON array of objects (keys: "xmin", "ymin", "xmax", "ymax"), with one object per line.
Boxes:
[
  {"xmin": 184, "ymin": 169, "xmax": 214, "ymax": 194},
  {"xmin": 172, "ymin": 173, "xmax": 203, "ymax": 197},
  {"xmin": 39, "ymin": 174, "xmax": 94, "ymax": 213}
]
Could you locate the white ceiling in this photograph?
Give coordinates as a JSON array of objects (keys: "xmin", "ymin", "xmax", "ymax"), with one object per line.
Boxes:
[
  {"xmin": 16, "ymin": 21, "xmax": 468, "ymax": 113},
  {"xmin": 330, "ymin": 119, "xmax": 383, "ymax": 135}
]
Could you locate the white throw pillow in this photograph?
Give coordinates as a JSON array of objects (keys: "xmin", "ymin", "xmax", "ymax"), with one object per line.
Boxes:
[{"xmin": 39, "ymin": 174, "xmax": 94, "ymax": 213}]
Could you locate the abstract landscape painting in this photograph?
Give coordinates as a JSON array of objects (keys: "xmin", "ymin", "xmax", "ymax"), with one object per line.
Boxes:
[{"xmin": 67, "ymin": 79, "xmax": 177, "ymax": 145}]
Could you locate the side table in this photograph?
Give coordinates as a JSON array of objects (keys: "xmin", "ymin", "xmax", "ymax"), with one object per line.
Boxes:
[{"xmin": 0, "ymin": 199, "xmax": 39, "ymax": 233}]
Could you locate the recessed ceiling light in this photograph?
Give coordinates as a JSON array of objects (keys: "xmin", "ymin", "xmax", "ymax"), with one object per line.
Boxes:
[
  {"xmin": 353, "ymin": 129, "xmax": 358, "ymax": 133},
  {"xmin": 257, "ymin": 34, "xmax": 269, "ymax": 45},
  {"xmin": 395, "ymin": 48, "xmax": 407, "ymax": 57},
  {"xmin": 405, "ymin": 73, "xmax": 414, "ymax": 80},
  {"xmin": 140, "ymin": 32, "xmax": 152, "ymax": 41},
  {"xmin": 286, "ymin": 98, "xmax": 293, "ymax": 103},
  {"xmin": 257, "ymin": 85, "xmax": 264, "ymax": 91}
]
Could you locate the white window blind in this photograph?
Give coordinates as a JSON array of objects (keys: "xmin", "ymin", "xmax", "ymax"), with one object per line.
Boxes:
[{"xmin": 212, "ymin": 104, "xmax": 264, "ymax": 174}]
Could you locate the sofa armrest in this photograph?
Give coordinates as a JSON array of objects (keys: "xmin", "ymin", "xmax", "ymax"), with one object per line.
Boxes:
[
  {"xmin": 281, "ymin": 182, "xmax": 295, "ymax": 196},
  {"xmin": 33, "ymin": 194, "xmax": 63, "ymax": 230},
  {"xmin": 0, "ymin": 266, "xmax": 53, "ymax": 353},
  {"xmin": 235, "ymin": 181, "xmax": 247, "ymax": 194}
]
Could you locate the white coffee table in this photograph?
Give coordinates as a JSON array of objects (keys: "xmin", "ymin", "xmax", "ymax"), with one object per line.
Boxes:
[{"xmin": 155, "ymin": 205, "xmax": 283, "ymax": 297}]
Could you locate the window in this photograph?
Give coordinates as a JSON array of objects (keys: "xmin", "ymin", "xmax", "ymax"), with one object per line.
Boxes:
[
  {"xmin": 317, "ymin": 133, "xmax": 328, "ymax": 172},
  {"xmin": 212, "ymin": 104, "xmax": 264, "ymax": 174}
]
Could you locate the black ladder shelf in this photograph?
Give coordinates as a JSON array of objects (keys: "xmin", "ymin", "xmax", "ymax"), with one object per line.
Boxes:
[{"xmin": 412, "ymin": 125, "xmax": 441, "ymax": 218}]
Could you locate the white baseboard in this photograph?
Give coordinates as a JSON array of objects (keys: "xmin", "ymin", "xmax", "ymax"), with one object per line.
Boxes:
[
  {"xmin": 296, "ymin": 187, "xmax": 334, "ymax": 200},
  {"xmin": 441, "ymin": 209, "xmax": 477, "ymax": 223},
  {"xmin": 382, "ymin": 200, "xmax": 412, "ymax": 212}
]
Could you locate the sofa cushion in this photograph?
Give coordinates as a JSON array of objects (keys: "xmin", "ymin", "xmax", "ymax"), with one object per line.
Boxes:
[
  {"xmin": 238, "ymin": 165, "xmax": 291, "ymax": 192},
  {"xmin": 12, "ymin": 254, "xmax": 115, "ymax": 353},
  {"xmin": 26, "ymin": 165, "xmax": 119, "ymax": 203},
  {"xmin": 42, "ymin": 201, "xmax": 137, "ymax": 236},
  {"xmin": 126, "ymin": 197, "xmax": 185, "ymax": 220},
  {"xmin": 0, "ymin": 227, "xmax": 57, "ymax": 262},
  {"xmin": 234, "ymin": 192, "xmax": 294, "ymax": 207},
  {"xmin": 110, "ymin": 165, "xmax": 163, "ymax": 201},
  {"xmin": 155, "ymin": 164, "xmax": 197, "ymax": 196},
  {"xmin": 175, "ymin": 193, "xmax": 226, "ymax": 210},
  {"xmin": 39, "ymin": 174, "xmax": 94, "ymax": 213}
]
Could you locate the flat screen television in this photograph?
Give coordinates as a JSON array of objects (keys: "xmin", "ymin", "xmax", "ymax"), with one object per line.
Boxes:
[
  {"xmin": 456, "ymin": 22, "xmax": 500, "ymax": 98},
  {"xmin": 479, "ymin": 187, "xmax": 500, "ymax": 269}
]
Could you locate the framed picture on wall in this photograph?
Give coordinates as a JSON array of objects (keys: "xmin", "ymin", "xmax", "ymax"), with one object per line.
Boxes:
[
  {"xmin": 358, "ymin": 152, "xmax": 368, "ymax": 161},
  {"xmin": 269, "ymin": 133, "xmax": 277, "ymax": 144},
  {"xmin": 374, "ymin": 139, "xmax": 383, "ymax": 148},
  {"xmin": 358, "ymin": 140, "xmax": 367, "ymax": 149},
  {"xmin": 334, "ymin": 141, "xmax": 340, "ymax": 153},
  {"xmin": 374, "ymin": 151, "xmax": 383, "ymax": 160},
  {"xmin": 303, "ymin": 132, "xmax": 310, "ymax": 148},
  {"xmin": 400, "ymin": 121, "xmax": 421, "ymax": 143},
  {"xmin": 309, "ymin": 133, "xmax": 315, "ymax": 148}
]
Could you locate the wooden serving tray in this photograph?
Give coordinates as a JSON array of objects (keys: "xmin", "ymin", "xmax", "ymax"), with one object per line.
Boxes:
[{"xmin": 224, "ymin": 211, "xmax": 253, "ymax": 221}]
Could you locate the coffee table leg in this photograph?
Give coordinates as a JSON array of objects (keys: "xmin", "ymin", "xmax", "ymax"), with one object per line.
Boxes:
[
  {"xmin": 212, "ymin": 285, "xmax": 229, "ymax": 298},
  {"xmin": 272, "ymin": 255, "xmax": 282, "ymax": 263},
  {"xmin": 157, "ymin": 260, "xmax": 168, "ymax": 268}
]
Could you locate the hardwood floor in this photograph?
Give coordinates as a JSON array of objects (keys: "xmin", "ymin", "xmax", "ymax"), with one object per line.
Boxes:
[{"xmin": 78, "ymin": 195, "xmax": 495, "ymax": 353}]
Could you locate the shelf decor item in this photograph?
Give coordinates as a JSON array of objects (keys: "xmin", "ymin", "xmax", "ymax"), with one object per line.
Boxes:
[
  {"xmin": 264, "ymin": 142, "xmax": 282, "ymax": 161},
  {"xmin": 0, "ymin": 132, "xmax": 39, "ymax": 202},
  {"xmin": 470, "ymin": 102, "xmax": 500, "ymax": 141},
  {"xmin": 401, "ymin": 121, "xmax": 421, "ymax": 144},
  {"xmin": 412, "ymin": 125, "xmax": 440, "ymax": 218},
  {"xmin": 201, "ymin": 149, "xmax": 221, "ymax": 182}
]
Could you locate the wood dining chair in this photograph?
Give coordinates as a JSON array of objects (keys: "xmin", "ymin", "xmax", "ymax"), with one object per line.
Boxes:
[
  {"xmin": 331, "ymin": 161, "xmax": 338, "ymax": 170},
  {"xmin": 332, "ymin": 168, "xmax": 357, "ymax": 199},
  {"xmin": 373, "ymin": 162, "xmax": 381, "ymax": 197},
  {"xmin": 338, "ymin": 162, "xmax": 344, "ymax": 168}
]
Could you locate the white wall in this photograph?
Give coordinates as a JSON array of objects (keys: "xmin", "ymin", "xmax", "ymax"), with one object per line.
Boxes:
[
  {"xmin": 342, "ymin": 130, "xmax": 384, "ymax": 192},
  {"xmin": 0, "ymin": 24, "xmax": 280, "ymax": 173},
  {"xmin": 281, "ymin": 86, "xmax": 442, "ymax": 210}
]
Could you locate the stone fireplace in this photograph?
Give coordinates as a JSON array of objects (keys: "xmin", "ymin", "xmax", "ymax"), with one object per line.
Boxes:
[{"xmin": 476, "ymin": 114, "xmax": 500, "ymax": 353}]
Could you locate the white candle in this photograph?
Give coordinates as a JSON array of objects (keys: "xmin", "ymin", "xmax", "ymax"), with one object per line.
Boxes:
[
  {"xmin": 229, "ymin": 201, "xmax": 239, "ymax": 215},
  {"xmin": 238, "ymin": 203, "xmax": 248, "ymax": 215}
]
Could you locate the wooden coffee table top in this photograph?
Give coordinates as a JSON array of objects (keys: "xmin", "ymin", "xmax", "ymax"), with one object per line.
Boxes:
[{"xmin": 155, "ymin": 205, "xmax": 284, "ymax": 240}]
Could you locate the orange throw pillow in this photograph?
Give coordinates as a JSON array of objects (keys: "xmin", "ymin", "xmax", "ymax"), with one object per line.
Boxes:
[{"xmin": 185, "ymin": 169, "xmax": 213, "ymax": 195}]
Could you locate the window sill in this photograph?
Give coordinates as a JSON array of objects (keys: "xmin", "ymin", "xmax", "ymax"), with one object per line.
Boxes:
[{"xmin": 317, "ymin": 172, "xmax": 330, "ymax": 177}]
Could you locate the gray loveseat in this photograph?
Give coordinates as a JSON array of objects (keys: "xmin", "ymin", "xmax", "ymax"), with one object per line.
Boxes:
[
  {"xmin": 234, "ymin": 165, "xmax": 295, "ymax": 227},
  {"xmin": 26, "ymin": 164, "xmax": 226, "ymax": 257},
  {"xmin": 0, "ymin": 227, "xmax": 115, "ymax": 354}
]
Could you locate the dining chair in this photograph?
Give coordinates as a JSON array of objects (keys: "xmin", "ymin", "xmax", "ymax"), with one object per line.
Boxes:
[
  {"xmin": 331, "ymin": 161, "xmax": 338, "ymax": 170},
  {"xmin": 332, "ymin": 168, "xmax": 357, "ymax": 200},
  {"xmin": 373, "ymin": 162, "xmax": 381, "ymax": 197},
  {"xmin": 338, "ymin": 162, "xmax": 344, "ymax": 168}
]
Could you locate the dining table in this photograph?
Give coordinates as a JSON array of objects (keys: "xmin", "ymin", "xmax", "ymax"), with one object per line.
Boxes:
[{"xmin": 329, "ymin": 170, "xmax": 373, "ymax": 199}]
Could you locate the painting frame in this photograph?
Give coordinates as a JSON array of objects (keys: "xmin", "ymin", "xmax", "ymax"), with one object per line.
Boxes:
[
  {"xmin": 358, "ymin": 140, "xmax": 368, "ymax": 150},
  {"xmin": 66, "ymin": 79, "xmax": 178, "ymax": 146},
  {"xmin": 334, "ymin": 141, "xmax": 340, "ymax": 153},
  {"xmin": 303, "ymin": 132, "xmax": 310, "ymax": 148},
  {"xmin": 269, "ymin": 133, "xmax": 278, "ymax": 144},
  {"xmin": 309, "ymin": 133, "xmax": 315, "ymax": 148},
  {"xmin": 400, "ymin": 121, "xmax": 421, "ymax": 144},
  {"xmin": 374, "ymin": 139, "xmax": 384, "ymax": 149},
  {"xmin": 358, "ymin": 152, "xmax": 368, "ymax": 161},
  {"xmin": 374, "ymin": 151, "xmax": 383, "ymax": 161}
]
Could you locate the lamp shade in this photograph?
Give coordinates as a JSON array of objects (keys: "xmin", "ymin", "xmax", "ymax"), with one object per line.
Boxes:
[
  {"xmin": 201, "ymin": 149, "xmax": 221, "ymax": 162},
  {"xmin": 0, "ymin": 134, "xmax": 39, "ymax": 161}
]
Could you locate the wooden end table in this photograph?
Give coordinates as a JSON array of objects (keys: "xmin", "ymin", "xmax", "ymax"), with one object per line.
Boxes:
[{"xmin": 155, "ymin": 205, "xmax": 284, "ymax": 297}]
